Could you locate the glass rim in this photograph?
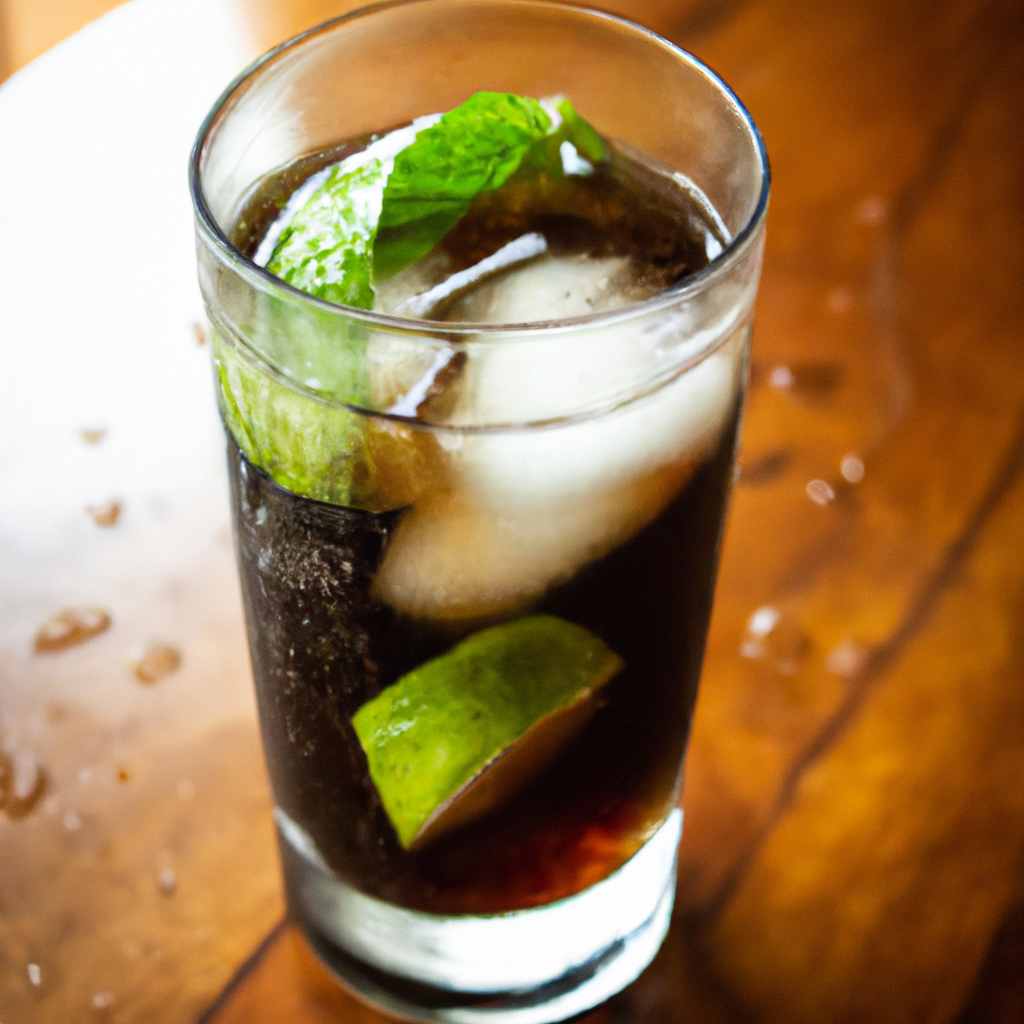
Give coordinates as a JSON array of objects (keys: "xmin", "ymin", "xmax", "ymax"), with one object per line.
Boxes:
[{"xmin": 189, "ymin": 0, "xmax": 770, "ymax": 338}]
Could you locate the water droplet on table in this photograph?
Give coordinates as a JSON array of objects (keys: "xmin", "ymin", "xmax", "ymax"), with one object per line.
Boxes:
[
  {"xmin": 740, "ymin": 608, "xmax": 811, "ymax": 676},
  {"xmin": 840, "ymin": 453, "xmax": 865, "ymax": 483},
  {"xmin": 130, "ymin": 643, "xmax": 181, "ymax": 684},
  {"xmin": 86, "ymin": 501, "xmax": 122, "ymax": 527},
  {"xmin": 767, "ymin": 362, "xmax": 844, "ymax": 403},
  {"xmin": 92, "ymin": 991, "xmax": 114, "ymax": 1010},
  {"xmin": 748, "ymin": 606, "xmax": 781, "ymax": 637},
  {"xmin": 34, "ymin": 608, "xmax": 111, "ymax": 653},
  {"xmin": 826, "ymin": 639, "xmax": 870, "ymax": 679},
  {"xmin": 854, "ymin": 195, "xmax": 888, "ymax": 226},
  {"xmin": 806, "ymin": 479, "xmax": 836, "ymax": 506},
  {"xmin": 827, "ymin": 287, "xmax": 853, "ymax": 314},
  {"xmin": 4, "ymin": 751, "xmax": 46, "ymax": 819}
]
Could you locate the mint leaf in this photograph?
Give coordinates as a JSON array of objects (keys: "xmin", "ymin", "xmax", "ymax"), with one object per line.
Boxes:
[
  {"xmin": 374, "ymin": 93, "xmax": 607, "ymax": 279},
  {"xmin": 212, "ymin": 324, "xmax": 373, "ymax": 507},
  {"xmin": 518, "ymin": 96, "xmax": 607, "ymax": 179},
  {"xmin": 267, "ymin": 93, "xmax": 607, "ymax": 298},
  {"xmin": 373, "ymin": 92, "xmax": 554, "ymax": 278},
  {"xmin": 266, "ymin": 156, "xmax": 381, "ymax": 309},
  {"xmin": 265, "ymin": 119, "xmax": 435, "ymax": 309}
]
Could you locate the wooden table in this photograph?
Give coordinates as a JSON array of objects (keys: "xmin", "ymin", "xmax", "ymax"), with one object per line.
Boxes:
[{"xmin": 1, "ymin": 1, "xmax": 1022, "ymax": 1021}]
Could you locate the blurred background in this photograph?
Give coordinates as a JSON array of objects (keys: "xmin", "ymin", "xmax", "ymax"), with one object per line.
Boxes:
[{"xmin": 0, "ymin": 0, "xmax": 123, "ymax": 75}]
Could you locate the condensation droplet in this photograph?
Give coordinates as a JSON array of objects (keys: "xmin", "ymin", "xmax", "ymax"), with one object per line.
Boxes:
[
  {"xmin": 748, "ymin": 605, "xmax": 781, "ymax": 637},
  {"xmin": 63, "ymin": 810, "xmax": 82, "ymax": 832},
  {"xmin": 117, "ymin": 767, "xmax": 131, "ymax": 783},
  {"xmin": 855, "ymin": 195, "xmax": 888, "ymax": 226},
  {"xmin": 27, "ymin": 963, "xmax": 41, "ymax": 986},
  {"xmin": 739, "ymin": 639, "xmax": 764, "ymax": 659},
  {"xmin": 806, "ymin": 479, "xmax": 836, "ymax": 506},
  {"xmin": 827, "ymin": 287, "xmax": 853, "ymax": 314},
  {"xmin": 841, "ymin": 453, "xmax": 865, "ymax": 483},
  {"xmin": 826, "ymin": 639, "xmax": 870, "ymax": 679},
  {"xmin": 87, "ymin": 501, "xmax": 121, "ymax": 527},
  {"xmin": 34, "ymin": 608, "xmax": 111, "ymax": 654},
  {"xmin": 158, "ymin": 868, "xmax": 177, "ymax": 895},
  {"xmin": 4, "ymin": 751, "xmax": 46, "ymax": 819},
  {"xmin": 739, "ymin": 607, "xmax": 810, "ymax": 675},
  {"xmin": 769, "ymin": 365, "xmax": 794, "ymax": 389},
  {"xmin": 92, "ymin": 991, "xmax": 114, "ymax": 1010},
  {"xmin": 130, "ymin": 643, "xmax": 181, "ymax": 684}
]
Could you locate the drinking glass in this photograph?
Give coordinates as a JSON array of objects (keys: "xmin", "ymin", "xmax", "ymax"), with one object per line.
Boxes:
[{"xmin": 190, "ymin": 2, "xmax": 768, "ymax": 1020}]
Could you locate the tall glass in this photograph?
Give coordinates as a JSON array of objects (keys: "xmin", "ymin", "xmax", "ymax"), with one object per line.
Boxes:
[{"xmin": 190, "ymin": 2, "xmax": 768, "ymax": 1021}]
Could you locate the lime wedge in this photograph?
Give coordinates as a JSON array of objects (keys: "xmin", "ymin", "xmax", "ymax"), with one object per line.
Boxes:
[{"xmin": 352, "ymin": 616, "xmax": 622, "ymax": 850}]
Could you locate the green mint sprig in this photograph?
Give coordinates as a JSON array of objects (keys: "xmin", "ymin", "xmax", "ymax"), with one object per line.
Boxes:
[
  {"xmin": 267, "ymin": 92, "xmax": 607, "ymax": 307},
  {"xmin": 373, "ymin": 93, "xmax": 606, "ymax": 279}
]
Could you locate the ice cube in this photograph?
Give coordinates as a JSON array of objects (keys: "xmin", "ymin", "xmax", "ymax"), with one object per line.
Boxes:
[
  {"xmin": 393, "ymin": 233, "xmax": 548, "ymax": 319},
  {"xmin": 450, "ymin": 349, "xmax": 735, "ymax": 508},
  {"xmin": 372, "ymin": 253, "xmax": 742, "ymax": 620},
  {"xmin": 372, "ymin": 459, "xmax": 694, "ymax": 621},
  {"xmin": 369, "ymin": 253, "xmax": 646, "ymax": 415},
  {"xmin": 444, "ymin": 253, "xmax": 641, "ymax": 323},
  {"xmin": 373, "ymin": 363, "xmax": 733, "ymax": 621}
]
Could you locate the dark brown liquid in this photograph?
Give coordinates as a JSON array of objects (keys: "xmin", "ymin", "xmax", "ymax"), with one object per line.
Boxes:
[
  {"xmin": 228, "ymin": 422, "xmax": 737, "ymax": 915},
  {"xmin": 226, "ymin": 138, "xmax": 738, "ymax": 915}
]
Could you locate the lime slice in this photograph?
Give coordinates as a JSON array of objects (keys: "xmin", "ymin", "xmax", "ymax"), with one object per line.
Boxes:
[{"xmin": 352, "ymin": 615, "xmax": 622, "ymax": 850}]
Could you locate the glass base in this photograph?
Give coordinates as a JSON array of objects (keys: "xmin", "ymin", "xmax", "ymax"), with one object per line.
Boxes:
[{"xmin": 277, "ymin": 808, "xmax": 682, "ymax": 1024}]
